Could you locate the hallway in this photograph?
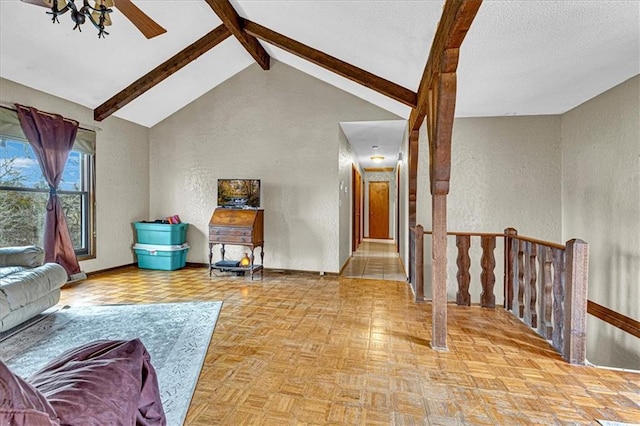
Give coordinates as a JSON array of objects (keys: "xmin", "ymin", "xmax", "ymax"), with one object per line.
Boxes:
[{"xmin": 340, "ymin": 239, "xmax": 406, "ymax": 281}]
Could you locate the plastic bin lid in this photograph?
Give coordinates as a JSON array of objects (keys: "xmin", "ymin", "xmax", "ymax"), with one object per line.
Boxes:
[{"xmin": 133, "ymin": 243, "xmax": 189, "ymax": 251}]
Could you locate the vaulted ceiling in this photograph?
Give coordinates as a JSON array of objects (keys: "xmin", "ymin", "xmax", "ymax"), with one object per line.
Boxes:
[{"xmin": 1, "ymin": 1, "xmax": 638, "ymax": 166}]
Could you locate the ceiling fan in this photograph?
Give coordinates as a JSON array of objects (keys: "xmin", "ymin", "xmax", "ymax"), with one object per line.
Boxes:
[{"xmin": 20, "ymin": 0, "xmax": 166, "ymax": 39}]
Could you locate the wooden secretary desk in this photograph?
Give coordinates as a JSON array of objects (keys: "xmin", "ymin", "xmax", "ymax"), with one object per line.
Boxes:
[{"xmin": 208, "ymin": 208, "xmax": 264, "ymax": 279}]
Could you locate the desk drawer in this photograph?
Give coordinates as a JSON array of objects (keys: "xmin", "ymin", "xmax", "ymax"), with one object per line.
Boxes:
[
  {"xmin": 210, "ymin": 235, "xmax": 252, "ymax": 244},
  {"xmin": 209, "ymin": 227, "xmax": 252, "ymax": 237}
]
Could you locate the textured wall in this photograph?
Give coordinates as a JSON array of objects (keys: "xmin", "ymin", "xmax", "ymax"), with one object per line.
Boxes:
[
  {"xmin": 149, "ymin": 61, "xmax": 397, "ymax": 273},
  {"xmin": 338, "ymin": 126, "xmax": 355, "ymax": 271},
  {"xmin": 562, "ymin": 75, "xmax": 640, "ymax": 369},
  {"xmin": 0, "ymin": 78, "xmax": 150, "ymax": 272},
  {"xmin": 398, "ymin": 128, "xmax": 409, "ymax": 273},
  {"xmin": 416, "ymin": 115, "xmax": 562, "ymax": 302}
]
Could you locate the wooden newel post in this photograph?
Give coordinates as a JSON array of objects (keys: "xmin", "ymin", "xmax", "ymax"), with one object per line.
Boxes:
[
  {"xmin": 415, "ymin": 225, "xmax": 425, "ymax": 302},
  {"xmin": 503, "ymin": 228, "xmax": 517, "ymax": 309},
  {"xmin": 563, "ymin": 239, "xmax": 589, "ymax": 365}
]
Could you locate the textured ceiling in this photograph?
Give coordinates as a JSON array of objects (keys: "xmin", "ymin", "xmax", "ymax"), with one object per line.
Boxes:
[
  {"xmin": 1, "ymin": 1, "xmax": 638, "ymax": 169},
  {"xmin": 340, "ymin": 120, "xmax": 407, "ymax": 170}
]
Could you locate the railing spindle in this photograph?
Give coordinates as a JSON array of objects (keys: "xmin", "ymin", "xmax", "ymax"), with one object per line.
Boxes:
[
  {"xmin": 504, "ymin": 228, "xmax": 517, "ymax": 309},
  {"xmin": 523, "ymin": 242, "xmax": 532, "ymax": 326},
  {"xmin": 552, "ymin": 247, "xmax": 565, "ymax": 353},
  {"xmin": 516, "ymin": 240, "xmax": 525, "ymax": 318},
  {"xmin": 538, "ymin": 246, "xmax": 553, "ymax": 339},
  {"xmin": 456, "ymin": 235, "xmax": 471, "ymax": 306},
  {"xmin": 480, "ymin": 235, "xmax": 496, "ymax": 308},
  {"xmin": 528, "ymin": 242, "xmax": 538, "ymax": 328}
]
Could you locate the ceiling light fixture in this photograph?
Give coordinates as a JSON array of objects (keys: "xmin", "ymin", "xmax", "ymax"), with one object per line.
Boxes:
[
  {"xmin": 370, "ymin": 155, "xmax": 385, "ymax": 163},
  {"xmin": 42, "ymin": 0, "xmax": 113, "ymax": 38}
]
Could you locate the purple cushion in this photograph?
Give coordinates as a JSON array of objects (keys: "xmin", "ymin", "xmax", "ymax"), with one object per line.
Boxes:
[
  {"xmin": 27, "ymin": 339, "xmax": 165, "ymax": 426},
  {"xmin": 0, "ymin": 359, "xmax": 59, "ymax": 426}
]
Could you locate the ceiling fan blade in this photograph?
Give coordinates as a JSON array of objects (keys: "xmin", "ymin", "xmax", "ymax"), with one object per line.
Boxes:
[
  {"xmin": 20, "ymin": 0, "xmax": 52, "ymax": 9},
  {"xmin": 113, "ymin": 0, "xmax": 166, "ymax": 39}
]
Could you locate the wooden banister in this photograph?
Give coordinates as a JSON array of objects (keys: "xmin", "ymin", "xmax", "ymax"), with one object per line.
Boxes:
[
  {"xmin": 423, "ymin": 230, "xmax": 503, "ymax": 238},
  {"xmin": 410, "ymin": 226, "xmax": 590, "ymax": 364},
  {"xmin": 510, "ymin": 234, "xmax": 566, "ymax": 251},
  {"xmin": 587, "ymin": 300, "xmax": 640, "ymax": 339}
]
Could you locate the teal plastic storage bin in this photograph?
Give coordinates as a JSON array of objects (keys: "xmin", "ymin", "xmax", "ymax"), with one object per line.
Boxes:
[
  {"xmin": 133, "ymin": 243, "xmax": 189, "ymax": 271},
  {"xmin": 134, "ymin": 222, "xmax": 188, "ymax": 245}
]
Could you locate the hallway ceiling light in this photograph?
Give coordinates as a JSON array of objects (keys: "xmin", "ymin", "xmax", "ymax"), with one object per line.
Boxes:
[{"xmin": 370, "ymin": 155, "xmax": 384, "ymax": 163}]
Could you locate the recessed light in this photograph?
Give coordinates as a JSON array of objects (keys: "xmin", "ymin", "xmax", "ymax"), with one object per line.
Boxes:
[{"xmin": 370, "ymin": 156, "xmax": 384, "ymax": 163}]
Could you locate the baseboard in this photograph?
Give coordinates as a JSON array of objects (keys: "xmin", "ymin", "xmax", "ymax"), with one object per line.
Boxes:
[
  {"xmin": 266, "ymin": 268, "xmax": 338, "ymax": 277},
  {"xmin": 83, "ymin": 262, "xmax": 338, "ymax": 277},
  {"xmin": 86, "ymin": 263, "xmax": 136, "ymax": 277},
  {"xmin": 339, "ymin": 258, "xmax": 350, "ymax": 275},
  {"xmin": 185, "ymin": 262, "xmax": 208, "ymax": 268}
]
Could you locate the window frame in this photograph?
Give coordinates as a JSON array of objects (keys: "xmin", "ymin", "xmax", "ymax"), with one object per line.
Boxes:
[{"xmin": 0, "ymin": 108, "xmax": 96, "ymax": 260}]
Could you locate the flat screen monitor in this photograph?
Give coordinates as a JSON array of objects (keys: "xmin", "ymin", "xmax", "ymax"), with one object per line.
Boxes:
[{"xmin": 217, "ymin": 179, "xmax": 261, "ymax": 208}]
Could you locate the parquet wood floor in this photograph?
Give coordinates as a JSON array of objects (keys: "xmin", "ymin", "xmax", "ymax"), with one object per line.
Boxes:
[{"xmin": 58, "ymin": 266, "xmax": 640, "ymax": 425}]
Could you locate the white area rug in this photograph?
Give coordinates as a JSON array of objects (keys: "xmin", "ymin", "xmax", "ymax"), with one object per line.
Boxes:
[{"xmin": 0, "ymin": 301, "xmax": 222, "ymax": 426}]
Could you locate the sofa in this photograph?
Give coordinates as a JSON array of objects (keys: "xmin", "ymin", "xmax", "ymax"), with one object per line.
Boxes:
[{"xmin": 0, "ymin": 246, "xmax": 67, "ymax": 333}]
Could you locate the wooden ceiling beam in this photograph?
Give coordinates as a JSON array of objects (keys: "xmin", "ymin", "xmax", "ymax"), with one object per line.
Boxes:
[
  {"xmin": 205, "ymin": 0, "xmax": 270, "ymax": 70},
  {"xmin": 243, "ymin": 20, "xmax": 417, "ymax": 108},
  {"xmin": 409, "ymin": 0, "xmax": 482, "ymax": 132},
  {"xmin": 94, "ymin": 25, "xmax": 231, "ymax": 122}
]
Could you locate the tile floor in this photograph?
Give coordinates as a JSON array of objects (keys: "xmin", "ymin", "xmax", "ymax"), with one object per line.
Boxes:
[{"xmin": 341, "ymin": 238, "xmax": 406, "ymax": 281}]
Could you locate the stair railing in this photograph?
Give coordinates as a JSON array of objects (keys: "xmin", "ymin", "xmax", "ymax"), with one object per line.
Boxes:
[{"xmin": 409, "ymin": 226, "xmax": 589, "ymax": 365}]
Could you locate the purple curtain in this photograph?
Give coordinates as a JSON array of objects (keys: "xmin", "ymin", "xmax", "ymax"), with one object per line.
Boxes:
[{"xmin": 15, "ymin": 104, "xmax": 80, "ymax": 276}]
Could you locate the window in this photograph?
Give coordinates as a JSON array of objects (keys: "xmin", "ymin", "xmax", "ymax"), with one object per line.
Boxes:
[{"xmin": 0, "ymin": 107, "xmax": 96, "ymax": 259}]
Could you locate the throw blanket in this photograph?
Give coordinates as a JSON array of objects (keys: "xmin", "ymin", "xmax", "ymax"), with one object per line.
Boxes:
[{"xmin": 0, "ymin": 339, "xmax": 166, "ymax": 425}]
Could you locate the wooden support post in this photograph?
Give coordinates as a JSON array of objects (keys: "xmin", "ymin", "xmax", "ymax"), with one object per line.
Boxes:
[
  {"xmin": 563, "ymin": 239, "xmax": 589, "ymax": 365},
  {"xmin": 504, "ymin": 228, "xmax": 517, "ymax": 309},
  {"xmin": 408, "ymin": 0, "xmax": 482, "ymax": 351},
  {"xmin": 431, "ymin": 194, "xmax": 448, "ymax": 351},
  {"xmin": 415, "ymin": 225, "xmax": 425, "ymax": 302}
]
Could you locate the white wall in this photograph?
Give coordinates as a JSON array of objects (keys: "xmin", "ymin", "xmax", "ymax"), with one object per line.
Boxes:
[
  {"xmin": 0, "ymin": 78, "xmax": 150, "ymax": 272},
  {"xmin": 398, "ymin": 128, "xmax": 410, "ymax": 273},
  {"xmin": 562, "ymin": 75, "xmax": 640, "ymax": 369},
  {"xmin": 338, "ymin": 126, "xmax": 355, "ymax": 271},
  {"xmin": 416, "ymin": 115, "xmax": 563, "ymax": 303},
  {"xmin": 149, "ymin": 61, "xmax": 397, "ymax": 273}
]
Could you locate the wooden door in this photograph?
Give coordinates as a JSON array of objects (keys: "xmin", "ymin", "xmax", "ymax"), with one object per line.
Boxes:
[
  {"xmin": 352, "ymin": 166, "xmax": 362, "ymax": 251},
  {"xmin": 369, "ymin": 181, "xmax": 389, "ymax": 239}
]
